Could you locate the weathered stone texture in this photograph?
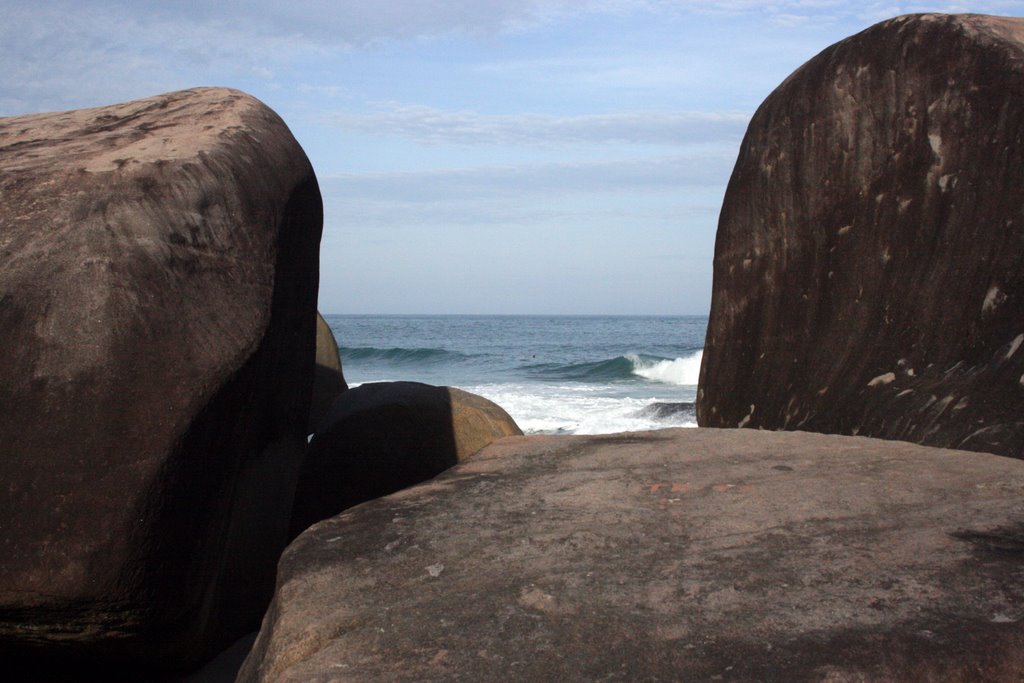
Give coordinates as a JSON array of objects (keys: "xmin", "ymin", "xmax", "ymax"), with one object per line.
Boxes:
[
  {"xmin": 0, "ymin": 87, "xmax": 322, "ymax": 673},
  {"xmin": 290, "ymin": 381, "xmax": 522, "ymax": 537},
  {"xmin": 697, "ymin": 14, "xmax": 1024, "ymax": 457},
  {"xmin": 241, "ymin": 428, "xmax": 1024, "ymax": 681},
  {"xmin": 308, "ymin": 311, "xmax": 347, "ymax": 432}
]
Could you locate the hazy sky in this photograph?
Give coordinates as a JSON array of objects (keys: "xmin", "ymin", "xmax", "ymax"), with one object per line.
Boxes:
[{"xmin": 4, "ymin": 1, "xmax": 1023, "ymax": 314}]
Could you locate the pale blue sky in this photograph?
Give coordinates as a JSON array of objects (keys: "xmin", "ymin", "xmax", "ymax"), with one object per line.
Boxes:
[{"xmin": 4, "ymin": 1, "xmax": 1023, "ymax": 313}]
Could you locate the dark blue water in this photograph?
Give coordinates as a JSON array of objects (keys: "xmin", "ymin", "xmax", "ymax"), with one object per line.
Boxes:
[{"xmin": 325, "ymin": 315, "xmax": 707, "ymax": 434}]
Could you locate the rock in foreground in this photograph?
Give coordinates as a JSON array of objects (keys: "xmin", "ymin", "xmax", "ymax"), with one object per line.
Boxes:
[
  {"xmin": 698, "ymin": 14, "xmax": 1024, "ymax": 457},
  {"xmin": 308, "ymin": 312, "xmax": 348, "ymax": 433},
  {"xmin": 291, "ymin": 381, "xmax": 521, "ymax": 537},
  {"xmin": 0, "ymin": 88, "xmax": 321, "ymax": 674},
  {"xmin": 243, "ymin": 429, "xmax": 1024, "ymax": 681}
]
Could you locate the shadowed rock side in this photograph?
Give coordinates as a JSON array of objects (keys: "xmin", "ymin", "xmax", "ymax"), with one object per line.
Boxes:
[
  {"xmin": 0, "ymin": 88, "xmax": 322, "ymax": 675},
  {"xmin": 241, "ymin": 429, "xmax": 1024, "ymax": 682},
  {"xmin": 697, "ymin": 14, "xmax": 1024, "ymax": 457},
  {"xmin": 290, "ymin": 381, "xmax": 522, "ymax": 538},
  {"xmin": 308, "ymin": 312, "xmax": 347, "ymax": 433}
]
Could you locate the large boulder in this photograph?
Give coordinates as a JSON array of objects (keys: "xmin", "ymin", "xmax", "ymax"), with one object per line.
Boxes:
[
  {"xmin": 0, "ymin": 88, "xmax": 322, "ymax": 675},
  {"xmin": 697, "ymin": 14, "xmax": 1024, "ymax": 457},
  {"xmin": 241, "ymin": 429, "xmax": 1024, "ymax": 681},
  {"xmin": 290, "ymin": 381, "xmax": 522, "ymax": 537},
  {"xmin": 308, "ymin": 312, "xmax": 348, "ymax": 433}
]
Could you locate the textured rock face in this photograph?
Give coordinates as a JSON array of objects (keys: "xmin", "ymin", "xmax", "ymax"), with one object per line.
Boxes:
[
  {"xmin": 0, "ymin": 88, "xmax": 322, "ymax": 673},
  {"xmin": 308, "ymin": 312, "xmax": 347, "ymax": 432},
  {"xmin": 241, "ymin": 429, "xmax": 1024, "ymax": 682},
  {"xmin": 290, "ymin": 381, "xmax": 522, "ymax": 537},
  {"xmin": 698, "ymin": 14, "xmax": 1024, "ymax": 457}
]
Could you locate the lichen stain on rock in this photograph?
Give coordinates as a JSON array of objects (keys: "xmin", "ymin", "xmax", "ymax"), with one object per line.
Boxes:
[
  {"xmin": 868, "ymin": 372, "xmax": 897, "ymax": 387},
  {"xmin": 983, "ymin": 285, "xmax": 1006, "ymax": 314}
]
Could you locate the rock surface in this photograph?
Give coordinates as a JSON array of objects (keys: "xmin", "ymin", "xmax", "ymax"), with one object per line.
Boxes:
[
  {"xmin": 697, "ymin": 14, "xmax": 1024, "ymax": 458},
  {"xmin": 0, "ymin": 88, "xmax": 322, "ymax": 674},
  {"xmin": 290, "ymin": 381, "xmax": 522, "ymax": 537},
  {"xmin": 308, "ymin": 312, "xmax": 347, "ymax": 432},
  {"xmin": 241, "ymin": 428, "xmax": 1024, "ymax": 681}
]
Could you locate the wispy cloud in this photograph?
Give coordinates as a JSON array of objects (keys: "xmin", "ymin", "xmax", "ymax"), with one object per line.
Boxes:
[
  {"xmin": 1, "ymin": 0, "xmax": 653, "ymax": 114},
  {"xmin": 316, "ymin": 153, "xmax": 731, "ymax": 229},
  {"xmin": 0, "ymin": 1, "xmax": 306, "ymax": 114},
  {"xmin": 320, "ymin": 153, "xmax": 735, "ymax": 203},
  {"xmin": 646, "ymin": 0, "xmax": 1024, "ymax": 28},
  {"xmin": 326, "ymin": 105, "xmax": 749, "ymax": 147},
  {"xmin": 6, "ymin": 0, "xmax": 1022, "ymax": 115}
]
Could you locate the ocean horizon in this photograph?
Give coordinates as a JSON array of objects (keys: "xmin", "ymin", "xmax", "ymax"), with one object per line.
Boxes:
[{"xmin": 324, "ymin": 314, "xmax": 708, "ymax": 435}]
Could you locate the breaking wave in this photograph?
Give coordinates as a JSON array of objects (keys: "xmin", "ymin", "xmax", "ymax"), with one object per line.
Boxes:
[{"xmin": 528, "ymin": 350, "xmax": 702, "ymax": 386}]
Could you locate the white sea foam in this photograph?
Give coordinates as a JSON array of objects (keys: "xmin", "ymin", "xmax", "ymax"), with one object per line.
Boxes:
[
  {"xmin": 348, "ymin": 357, "xmax": 702, "ymax": 435},
  {"xmin": 333, "ymin": 314, "xmax": 707, "ymax": 436},
  {"xmin": 628, "ymin": 350, "xmax": 702, "ymax": 386},
  {"xmin": 469, "ymin": 382, "xmax": 697, "ymax": 435}
]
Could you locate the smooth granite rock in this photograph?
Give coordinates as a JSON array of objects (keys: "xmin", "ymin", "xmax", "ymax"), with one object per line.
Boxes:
[
  {"xmin": 308, "ymin": 312, "xmax": 347, "ymax": 433},
  {"xmin": 0, "ymin": 88, "xmax": 321, "ymax": 675},
  {"xmin": 241, "ymin": 428, "xmax": 1024, "ymax": 681},
  {"xmin": 698, "ymin": 14, "xmax": 1024, "ymax": 458},
  {"xmin": 290, "ymin": 381, "xmax": 522, "ymax": 538}
]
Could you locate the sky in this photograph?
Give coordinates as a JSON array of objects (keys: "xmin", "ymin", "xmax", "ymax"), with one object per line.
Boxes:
[{"xmin": 3, "ymin": 1, "xmax": 1023, "ymax": 314}]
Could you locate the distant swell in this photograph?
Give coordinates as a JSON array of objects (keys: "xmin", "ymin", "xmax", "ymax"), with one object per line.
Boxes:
[
  {"xmin": 527, "ymin": 356, "xmax": 636, "ymax": 382},
  {"xmin": 529, "ymin": 350, "xmax": 702, "ymax": 386},
  {"xmin": 340, "ymin": 346, "xmax": 468, "ymax": 364}
]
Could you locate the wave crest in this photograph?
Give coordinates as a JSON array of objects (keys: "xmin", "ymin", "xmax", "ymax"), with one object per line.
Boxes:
[
  {"xmin": 527, "ymin": 350, "xmax": 702, "ymax": 386},
  {"xmin": 629, "ymin": 351, "xmax": 702, "ymax": 386}
]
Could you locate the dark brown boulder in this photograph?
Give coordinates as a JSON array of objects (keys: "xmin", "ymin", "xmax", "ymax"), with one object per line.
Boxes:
[
  {"xmin": 308, "ymin": 312, "xmax": 347, "ymax": 433},
  {"xmin": 241, "ymin": 428, "xmax": 1024, "ymax": 681},
  {"xmin": 289, "ymin": 381, "xmax": 521, "ymax": 537},
  {"xmin": 0, "ymin": 88, "xmax": 322, "ymax": 675},
  {"xmin": 697, "ymin": 14, "xmax": 1024, "ymax": 457}
]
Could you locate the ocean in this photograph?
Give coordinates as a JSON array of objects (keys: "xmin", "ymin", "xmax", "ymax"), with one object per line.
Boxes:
[{"xmin": 324, "ymin": 315, "xmax": 707, "ymax": 435}]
